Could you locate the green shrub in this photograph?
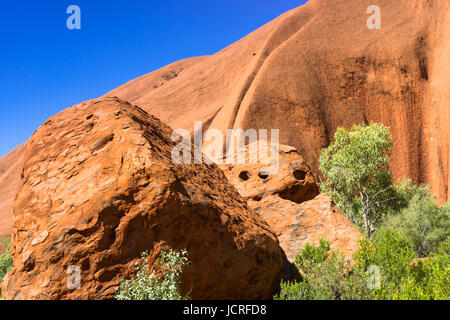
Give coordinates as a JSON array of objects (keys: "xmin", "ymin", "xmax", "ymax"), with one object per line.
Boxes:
[
  {"xmin": 318, "ymin": 123, "xmax": 419, "ymax": 238},
  {"xmin": 355, "ymin": 228, "xmax": 415, "ymax": 284},
  {"xmin": 353, "ymin": 228, "xmax": 415, "ymax": 299},
  {"xmin": 0, "ymin": 238, "xmax": 13, "ymax": 298},
  {"xmin": 437, "ymin": 237, "xmax": 450, "ymax": 256},
  {"xmin": 384, "ymin": 194, "xmax": 450, "ymax": 257},
  {"xmin": 391, "ymin": 255, "xmax": 449, "ymax": 300},
  {"xmin": 115, "ymin": 249, "xmax": 189, "ymax": 300},
  {"xmin": 354, "ymin": 228, "xmax": 449, "ymax": 300},
  {"xmin": 275, "ymin": 231, "xmax": 449, "ymax": 300},
  {"xmin": 274, "ymin": 280, "xmax": 311, "ymax": 300},
  {"xmin": 274, "ymin": 239, "xmax": 371, "ymax": 300}
]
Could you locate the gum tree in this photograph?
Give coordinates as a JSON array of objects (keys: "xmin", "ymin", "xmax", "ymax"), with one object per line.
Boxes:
[{"xmin": 319, "ymin": 123, "xmax": 399, "ymax": 238}]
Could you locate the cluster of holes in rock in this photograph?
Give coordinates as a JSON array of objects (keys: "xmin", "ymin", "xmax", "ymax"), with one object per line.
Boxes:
[
  {"xmin": 238, "ymin": 170, "xmax": 270, "ymax": 181},
  {"xmin": 237, "ymin": 168, "xmax": 316, "ymax": 203},
  {"xmin": 239, "ymin": 169, "xmax": 307, "ymax": 181}
]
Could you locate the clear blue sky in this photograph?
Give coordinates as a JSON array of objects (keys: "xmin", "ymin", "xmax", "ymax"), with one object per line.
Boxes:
[{"xmin": 0, "ymin": 0, "xmax": 307, "ymax": 158}]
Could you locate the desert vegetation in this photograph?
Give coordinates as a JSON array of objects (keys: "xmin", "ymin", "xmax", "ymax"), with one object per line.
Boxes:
[
  {"xmin": 115, "ymin": 249, "xmax": 189, "ymax": 300},
  {"xmin": 275, "ymin": 234, "xmax": 449, "ymax": 300},
  {"xmin": 319, "ymin": 123, "xmax": 428, "ymax": 238},
  {"xmin": 275, "ymin": 123, "xmax": 449, "ymax": 300}
]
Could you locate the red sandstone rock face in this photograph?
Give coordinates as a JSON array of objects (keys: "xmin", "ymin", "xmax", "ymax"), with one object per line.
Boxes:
[
  {"xmin": 105, "ymin": 0, "xmax": 449, "ymax": 203},
  {"xmin": 0, "ymin": 0, "xmax": 448, "ymax": 249},
  {"xmin": 0, "ymin": 143, "xmax": 27, "ymax": 238},
  {"xmin": 252, "ymin": 194, "xmax": 361, "ymax": 263},
  {"xmin": 220, "ymin": 143, "xmax": 361, "ymax": 262},
  {"xmin": 1, "ymin": 98, "xmax": 282, "ymax": 300},
  {"xmin": 220, "ymin": 144, "xmax": 320, "ymax": 204}
]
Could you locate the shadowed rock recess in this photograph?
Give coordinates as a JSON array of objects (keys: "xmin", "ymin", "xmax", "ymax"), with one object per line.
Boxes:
[{"xmin": 1, "ymin": 98, "xmax": 283, "ymax": 300}]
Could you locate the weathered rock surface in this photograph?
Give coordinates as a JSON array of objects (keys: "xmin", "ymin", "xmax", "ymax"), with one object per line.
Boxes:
[
  {"xmin": 106, "ymin": 0, "xmax": 449, "ymax": 203},
  {"xmin": 0, "ymin": 0, "xmax": 448, "ymax": 245},
  {"xmin": 252, "ymin": 194, "xmax": 362, "ymax": 263},
  {"xmin": 0, "ymin": 143, "xmax": 27, "ymax": 238},
  {"xmin": 220, "ymin": 144, "xmax": 320, "ymax": 205},
  {"xmin": 1, "ymin": 98, "xmax": 283, "ymax": 300},
  {"xmin": 220, "ymin": 143, "xmax": 361, "ymax": 263}
]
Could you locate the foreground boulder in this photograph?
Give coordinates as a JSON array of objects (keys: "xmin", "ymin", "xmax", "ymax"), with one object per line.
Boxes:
[
  {"xmin": 220, "ymin": 143, "xmax": 361, "ymax": 264},
  {"xmin": 1, "ymin": 98, "xmax": 282, "ymax": 300}
]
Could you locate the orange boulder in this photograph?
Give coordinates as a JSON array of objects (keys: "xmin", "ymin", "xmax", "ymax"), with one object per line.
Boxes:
[{"xmin": 1, "ymin": 98, "xmax": 283, "ymax": 300}]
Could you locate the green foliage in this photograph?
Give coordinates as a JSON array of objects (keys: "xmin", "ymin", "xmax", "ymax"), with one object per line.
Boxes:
[
  {"xmin": 275, "ymin": 231, "xmax": 449, "ymax": 300},
  {"xmin": 354, "ymin": 227, "xmax": 449, "ymax": 300},
  {"xmin": 319, "ymin": 123, "xmax": 425, "ymax": 238},
  {"xmin": 391, "ymin": 179, "xmax": 430, "ymax": 211},
  {"xmin": 115, "ymin": 249, "xmax": 189, "ymax": 300},
  {"xmin": 437, "ymin": 237, "xmax": 450, "ymax": 256},
  {"xmin": 275, "ymin": 239, "xmax": 371, "ymax": 300},
  {"xmin": 0, "ymin": 238, "xmax": 13, "ymax": 298},
  {"xmin": 391, "ymin": 255, "xmax": 449, "ymax": 300},
  {"xmin": 294, "ymin": 122, "xmax": 449, "ymax": 299},
  {"xmin": 319, "ymin": 123, "xmax": 393, "ymax": 238},
  {"xmin": 353, "ymin": 227, "xmax": 416, "ymax": 298},
  {"xmin": 384, "ymin": 194, "xmax": 450, "ymax": 258},
  {"xmin": 274, "ymin": 281, "xmax": 311, "ymax": 300}
]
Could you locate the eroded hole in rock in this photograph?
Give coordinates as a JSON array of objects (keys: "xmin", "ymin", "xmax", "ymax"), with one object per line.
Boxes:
[
  {"xmin": 277, "ymin": 183, "xmax": 320, "ymax": 204},
  {"xmin": 239, "ymin": 171, "xmax": 251, "ymax": 181},
  {"xmin": 252, "ymin": 195, "xmax": 262, "ymax": 201},
  {"xmin": 86, "ymin": 114, "xmax": 94, "ymax": 120},
  {"xmin": 85, "ymin": 122, "xmax": 95, "ymax": 132},
  {"xmin": 293, "ymin": 169, "xmax": 307, "ymax": 180},
  {"xmin": 258, "ymin": 171, "xmax": 269, "ymax": 180},
  {"xmin": 91, "ymin": 134, "xmax": 114, "ymax": 152}
]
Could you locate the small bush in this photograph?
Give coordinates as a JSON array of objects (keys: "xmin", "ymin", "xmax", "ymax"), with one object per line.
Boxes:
[
  {"xmin": 383, "ymin": 194, "xmax": 450, "ymax": 257},
  {"xmin": 354, "ymin": 227, "xmax": 449, "ymax": 300},
  {"xmin": 392, "ymin": 255, "xmax": 449, "ymax": 300},
  {"xmin": 274, "ymin": 280, "xmax": 311, "ymax": 300},
  {"xmin": 275, "ymin": 232, "xmax": 449, "ymax": 300},
  {"xmin": 274, "ymin": 239, "xmax": 371, "ymax": 300},
  {"xmin": 115, "ymin": 249, "xmax": 189, "ymax": 300}
]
